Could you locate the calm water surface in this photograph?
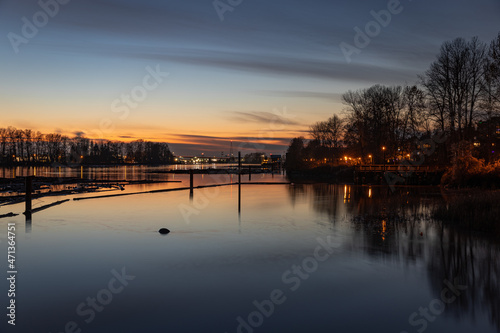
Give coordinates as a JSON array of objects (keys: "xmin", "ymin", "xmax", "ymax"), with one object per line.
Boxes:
[{"xmin": 0, "ymin": 167, "xmax": 498, "ymax": 333}]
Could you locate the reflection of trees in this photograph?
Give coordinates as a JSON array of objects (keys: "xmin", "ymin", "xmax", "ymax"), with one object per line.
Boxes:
[
  {"xmin": 288, "ymin": 184, "xmax": 500, "ymax": 332},
  {"xmin": 426, "ymin": 229, "xmax": 500, "ymax": 331}
]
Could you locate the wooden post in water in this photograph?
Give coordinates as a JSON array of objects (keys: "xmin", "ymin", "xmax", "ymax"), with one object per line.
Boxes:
[
  {"xmin": 238, "ymin": 152, "xmax": 241, "ymax": 214},
  {"xmin": 238, "ymin": 152, "xmax": 241, "ymax": 183},
  {"xmin": 248, "ymin": 165, "xmax": 251, "ymax": 181},
  {"xmin": 25, "ymin": 176, "xmax": 32, "ymax": 214},
  {"xmin": 189, "ymin": 170, "xmax": 194, "ymax": 197},
  {"xmin": 25, "ymin": 176, "xmax": 33, "ymax": 233}
]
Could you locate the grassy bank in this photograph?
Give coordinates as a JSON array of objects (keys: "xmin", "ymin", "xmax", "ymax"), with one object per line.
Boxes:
[
  {"xmin": 441, "ymin": 142, "xmax": 500, "ymax": 189},
  {"xmin": 433, "ymin": 190, "xmax": 500, "ymax": 235}
]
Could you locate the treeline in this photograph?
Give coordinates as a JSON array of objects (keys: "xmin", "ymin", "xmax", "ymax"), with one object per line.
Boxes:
[
  {"xmin": 286, "ymin": 33, "xmax": 500, "ymax": 171},
  {"xmin": 0, "ymin": 126, "xmax": 174, "ymax": 165}
]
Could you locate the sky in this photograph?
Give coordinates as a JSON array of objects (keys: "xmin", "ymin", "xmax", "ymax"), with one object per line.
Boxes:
[{"xmin": 0, "ymin": 0, "xmax": 499, "ymax": 156}]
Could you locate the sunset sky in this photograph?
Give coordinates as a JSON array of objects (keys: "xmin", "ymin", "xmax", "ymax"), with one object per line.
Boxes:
[{"xmin": 1, "ymin": 0, "xmax": 499, "ymax": 155}]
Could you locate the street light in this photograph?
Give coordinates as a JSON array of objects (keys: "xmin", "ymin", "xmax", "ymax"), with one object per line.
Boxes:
[{"xmin": 368, "ymin": 154, "xmax": 372, "ymax": 164}]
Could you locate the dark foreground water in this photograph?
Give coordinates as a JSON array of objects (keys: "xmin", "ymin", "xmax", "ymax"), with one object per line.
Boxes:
[{"xmin": 0, "ymin": 167, "xmax": 499, "ymax": 333}]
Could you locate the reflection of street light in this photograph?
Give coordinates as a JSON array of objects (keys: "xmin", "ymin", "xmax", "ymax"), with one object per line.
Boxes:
[{"xmin": 382, "ymin": 146, "xmax": 386, "ymax": 169}]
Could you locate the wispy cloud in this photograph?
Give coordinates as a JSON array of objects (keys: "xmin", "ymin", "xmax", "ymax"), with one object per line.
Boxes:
[
  {"xmin": 74, "ymin": 131, "xmax": 86, "ymax": 138},
  {"xmin": 227, "ymin": 111, "xmax": 301, "ymax": 126},
  {"xmin": 257, "ymin": 90, "xmax": 343, "ymax": 102},
  {"xmin": 164, "ymin": 133, "xmax": 292, "ymax": 155}
]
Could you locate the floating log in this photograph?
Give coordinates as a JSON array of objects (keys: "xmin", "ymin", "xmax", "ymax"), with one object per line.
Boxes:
[
  {"xmin": 73, "ymin": 182, "xmax": 290, "ymax": 201},
  {"xmin": 30, "ymin": 199, "xmax": 70, "ymax": 214},
  {"xmin": 0, "ymin": 212, "xmax": 18, "ymax": 219},
  {"xmin": 239, "ymin": 182, "xmax": 291, "ymax": 185}
]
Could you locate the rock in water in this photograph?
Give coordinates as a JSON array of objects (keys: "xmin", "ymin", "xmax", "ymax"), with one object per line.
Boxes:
[{"xmin": 159, "ymin": 228, "xmax": 170, "ymax": 235}]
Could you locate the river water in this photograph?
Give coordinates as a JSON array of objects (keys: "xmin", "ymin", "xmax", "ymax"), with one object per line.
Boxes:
[{"xmin": 0, "ymin": 166, "xmax": 498, "ymax": 333}]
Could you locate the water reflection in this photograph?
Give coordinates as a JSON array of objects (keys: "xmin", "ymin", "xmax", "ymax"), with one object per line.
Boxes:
[
  {"xmin": 0, "ymin": 164, "xmax": 244, "ymax": 181},
  {"xmin": 288, "ymin": 184, "xmax": 500, "ymax": 332},
  {"xmin": 427, "ymin": 229, "xmax": 500, "ymax": 331},
  {"xmin": 25, "ymin": 211, "xmax": 32, "ymax": 233},
  {"xmin": 3, "ymin": 176, "xmax": 499, "ymax": 332}
]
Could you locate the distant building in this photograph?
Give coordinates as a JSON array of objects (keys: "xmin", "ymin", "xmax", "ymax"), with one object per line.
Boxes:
[
  {"xmin": 475, "ymin": 116, "xmax": 500, "ymax": 161},
  {"xmin": 175, "ymin": 155, "xmax": 235, "ymax": 164},
  {"xmin": 261, "ymin": 154, "xmax": 283, "ymax": 171},
  {"xmin": 269, "ymin": 154, "xmax": 282, "ymax": 163},
  {"xmin": 477, "ymin": 116, "xmax": 500, "ymax": 138}
]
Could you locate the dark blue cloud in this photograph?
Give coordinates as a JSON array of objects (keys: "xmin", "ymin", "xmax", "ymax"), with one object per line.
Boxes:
[{"xmin": 2, "ymin": 0, "xmax": 498, "ymax": 84}]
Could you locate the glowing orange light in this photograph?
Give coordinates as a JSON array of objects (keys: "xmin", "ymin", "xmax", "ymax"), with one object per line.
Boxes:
[{"xmin": 382, "ymin": 220, "xmax": 386, "ymax": 241}]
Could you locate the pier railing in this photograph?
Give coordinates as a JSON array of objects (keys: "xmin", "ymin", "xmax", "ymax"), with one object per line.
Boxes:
[{"xmin": 355, "ymin": 164, "xmax": 445, "ymax": 173}]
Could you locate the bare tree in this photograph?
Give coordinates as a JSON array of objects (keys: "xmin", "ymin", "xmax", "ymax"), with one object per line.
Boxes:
[
  {"xmin": 309, "ymin": 114, "xmax": 344, "ymax": 149},
  {"xmin": 421, "ymin": 37, "xmax": 487, "ymax": 140},
  {"xmin": 484, "ymin": 32, "xmax": 500, "ymax": 114},
  {"xmin": 24, "ymin": 129, "xmax": 33, "ymax": 163},
  {"xmin": 403, "ymin": 85, "xmax": 426, "ymax": 137},
  {"xmin": 0, "ymin": 128, "xmax": 7, "ymax": 162},
  {"xmin": 342, "ymin": 85, "xmax": 406, "ymax": 162}
]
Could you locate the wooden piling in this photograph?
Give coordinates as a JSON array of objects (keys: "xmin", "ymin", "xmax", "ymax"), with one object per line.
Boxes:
[
  {"xmin": 238, "ymin": 152, "xmax": 241, "ymax": 183},
  {"xmin": 25, "ymin": 176, "xmax": 32, "ymax": 214},
  {"xmin": 189, "ymin": 170, "xmax": 194, "ymax": 196},
  {"xmin": 238, "ymin": 152, "xmax": 241, "ymax": 213}
]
